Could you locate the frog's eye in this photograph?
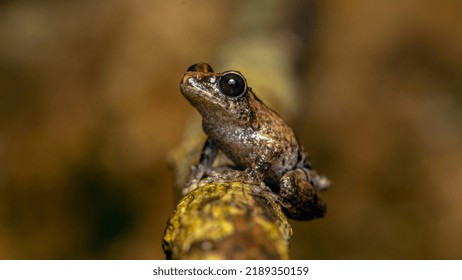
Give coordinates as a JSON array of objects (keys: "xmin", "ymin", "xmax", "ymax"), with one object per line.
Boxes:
[{"xmin": 218, "ymin": 72, "xmax": 247, "ymax": 97}]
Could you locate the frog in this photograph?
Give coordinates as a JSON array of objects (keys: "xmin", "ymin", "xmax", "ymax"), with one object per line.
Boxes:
[{"xmin": 179, "ymin": 62, "xmax": 329, "ymax": 220}]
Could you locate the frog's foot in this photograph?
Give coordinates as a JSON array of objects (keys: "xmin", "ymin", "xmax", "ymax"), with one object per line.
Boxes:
[
  {"xmin": 249, "ymin": 182, "xmax": 280, "ymax": 204},
  {"xmin": 278, "ymin": 168, "xmax": 326, "ymax": 220},
  {"xmin": 183, "ymin": 164, "xmax": 207, "ymax": 195},
  {"xmin": 205, "ymin": 168, "xmax": 278, "ymax": 201},
  {"xmin": 306, "ymin": 169, "xmax": 331, "ymax": 191},
  {"xmin": 182, "ymin": 183, "xmax": 196, "ymax": 196},
  {"xmin": 183, "ymin": 166, "xmax": 256, "ymax": 195},
  {"xmin": 203, "ymin": 168, "xmax": 257, "ymax": 185}
]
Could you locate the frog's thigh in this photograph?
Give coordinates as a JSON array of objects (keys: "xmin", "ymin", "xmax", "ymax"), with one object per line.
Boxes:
[{"xmin": 278, "ymin": 168, "xmax": 326, "ymax": 221}]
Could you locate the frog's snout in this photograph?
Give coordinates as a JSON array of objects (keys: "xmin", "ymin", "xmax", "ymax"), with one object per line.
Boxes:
[
  {"xmin": 186, "ymin": 63, "xmax": 214, "ymax": 73},
  {"xmin": 181, "ymin": 73, "xmax": 193, "ymax": 85}
]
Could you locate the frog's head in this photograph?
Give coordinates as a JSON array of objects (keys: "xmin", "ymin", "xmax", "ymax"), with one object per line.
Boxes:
[{"xmin": 180, "ymin": 63, "xmax": 255, "ymax": 125}]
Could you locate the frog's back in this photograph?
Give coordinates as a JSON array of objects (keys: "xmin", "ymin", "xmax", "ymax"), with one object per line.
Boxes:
[{"xmin": 245, "ymin": 93, "xmax": 304, "ymax": 183}]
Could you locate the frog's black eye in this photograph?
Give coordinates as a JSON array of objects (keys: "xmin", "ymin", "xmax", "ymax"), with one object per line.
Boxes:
[{"xmin": 218, "ymin": 72, "xmax": 247, "ymax": 97}]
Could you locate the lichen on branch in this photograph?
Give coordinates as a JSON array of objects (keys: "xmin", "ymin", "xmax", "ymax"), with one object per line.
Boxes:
[{"xmin": 162, "ymin": 178, "xmax": 292, "ymax": 259}]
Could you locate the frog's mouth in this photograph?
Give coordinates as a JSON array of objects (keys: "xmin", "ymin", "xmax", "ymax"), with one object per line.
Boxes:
[
  {"xmin": 180, "ymin": 74, "xmax": 218, "ymax": 106},
  {"xmin": 180, "ymin": 62, "xmax": 215, "ymax": 93},
  {"xmin": 180, "ymin": 74, "xmax": 217, "ymax": 97}
]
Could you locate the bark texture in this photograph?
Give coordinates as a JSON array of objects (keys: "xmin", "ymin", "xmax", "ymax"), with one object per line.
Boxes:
[{"xmin": 162, "ymin": 179, "xmax": 292, "ymax": 259}]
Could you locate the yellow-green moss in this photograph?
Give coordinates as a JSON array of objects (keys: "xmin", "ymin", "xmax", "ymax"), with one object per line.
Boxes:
[{"xmin": 162, "ymin": 179, "xmax": 292, "ymax": 259}]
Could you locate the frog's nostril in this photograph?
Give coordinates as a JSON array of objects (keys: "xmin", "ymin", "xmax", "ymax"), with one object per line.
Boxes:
[
  {"xmin": 202, "ymin": 63, "xmax": 214, "ymax": 73},
  {"xmin": 187, "ymin": 63, "xmax": 214, "ymax": 73},
  {"xmin": 187, "ymin": 64, "xmax": 199, "ymax": 72}
]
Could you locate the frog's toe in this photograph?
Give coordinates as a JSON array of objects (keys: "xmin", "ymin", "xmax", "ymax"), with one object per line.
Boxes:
[
  {"xmin": 308, "ymin": 170, "xmax": 331, "ymax": 191},
  {"xmin": 182, "ymin": 182, "xmax": 198, "ymax": 196}
]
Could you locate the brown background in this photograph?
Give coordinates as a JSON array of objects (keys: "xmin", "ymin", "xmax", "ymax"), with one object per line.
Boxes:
[{"xmin": 1, "ymin": 0, "xmax": 461, "ymax": 259}]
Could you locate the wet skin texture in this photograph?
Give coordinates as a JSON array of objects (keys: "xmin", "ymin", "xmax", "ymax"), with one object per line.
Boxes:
[{"xmin": 180, "ymin": 63, "xmax": 329, "ymax": 220}]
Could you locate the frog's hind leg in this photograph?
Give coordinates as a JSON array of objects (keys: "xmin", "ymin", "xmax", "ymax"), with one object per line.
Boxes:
[{"xmin": 278, "ymin": 169, "xmax": 326, "ymax": 221}]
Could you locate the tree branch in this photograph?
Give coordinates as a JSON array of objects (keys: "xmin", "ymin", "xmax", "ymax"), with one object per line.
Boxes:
[{"xmin": 162, "ymin": 179, "xmax": 292, "ymax": 259}]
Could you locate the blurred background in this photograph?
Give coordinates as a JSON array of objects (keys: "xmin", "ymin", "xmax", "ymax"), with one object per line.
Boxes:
[{"xmin": 1, "ymin": 0, "xmax": 461, "ymax": 259}]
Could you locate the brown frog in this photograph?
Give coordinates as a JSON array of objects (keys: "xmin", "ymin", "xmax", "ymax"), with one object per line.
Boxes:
[{"xmin": 179, "ymin": 63, "xmax": 329, "ymax": 220}]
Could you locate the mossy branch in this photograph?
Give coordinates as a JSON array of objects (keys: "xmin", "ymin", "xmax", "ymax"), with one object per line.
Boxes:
[{"xmin": 162, "ymin": 179, "xmax": 292, "ymax": 259}]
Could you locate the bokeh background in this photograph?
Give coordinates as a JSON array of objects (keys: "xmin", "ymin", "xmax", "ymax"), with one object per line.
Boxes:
[{"xmin": 1, "ymin": 0, "xmax": 461, "ymax": 259}]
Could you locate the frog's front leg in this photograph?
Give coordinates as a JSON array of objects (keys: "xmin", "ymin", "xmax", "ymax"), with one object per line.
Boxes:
[
  {"xmin": 215, "ymin": 141, "xmax": 281, "ymax": 188},
  {"xmin": 278, "ymin": 168, "xmax": 326, "ymax": 220},
  {"xmin": 183, "ymin": 137, "xmax": 218, "ymax": 195},
  {"xmin": 247, "ymin": 140, "xmax": 281, "ymax": 182}
]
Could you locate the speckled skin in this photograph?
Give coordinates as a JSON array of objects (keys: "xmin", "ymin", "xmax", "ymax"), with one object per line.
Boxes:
[{"xmin": 180, "ymin": 63, "xmax": 329, "ymax": 220}]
